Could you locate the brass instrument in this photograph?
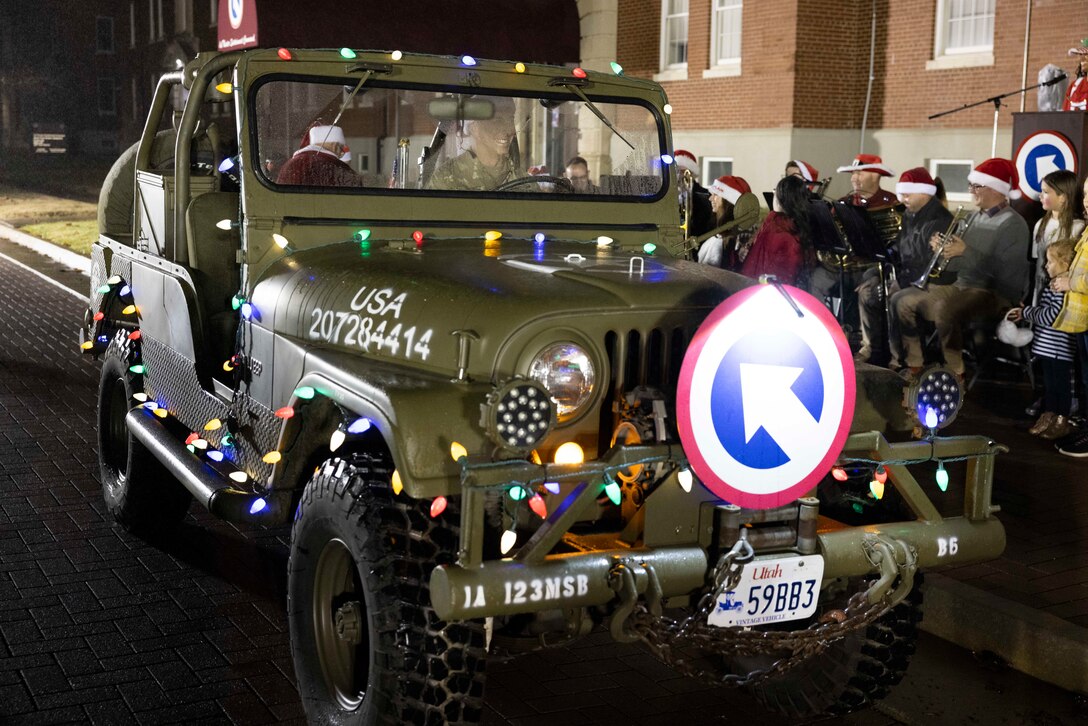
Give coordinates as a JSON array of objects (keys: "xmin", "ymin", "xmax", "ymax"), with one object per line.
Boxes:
[
  {"xmin": 817, "ymin": 203, "xmax": 902, "ymax": 273},
  {"xmin": 910, "ymin": 205, "xmax": 972, "ymax": 289}
]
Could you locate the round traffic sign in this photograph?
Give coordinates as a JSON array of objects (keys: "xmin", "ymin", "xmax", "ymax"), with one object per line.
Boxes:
[
  {"xmin": 677, "ymin": 283, "xmax": 856, "ymax": 509},
  {"xmin": 1014, "ymin": 131, "xmax": 1078, "ymax": 200}
]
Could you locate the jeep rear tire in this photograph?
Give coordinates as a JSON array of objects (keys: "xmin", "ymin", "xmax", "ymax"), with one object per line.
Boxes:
[
  {"xmin": 288, "ymin": 454, "xmax": 487, "ymax": 725},
  {"xmin": 743, "ymin": 579, "xmax": 923, "ymax": 719},
  {"xmin": 98, "ymin": 330, "xmax": 192, "ymax": 531}
]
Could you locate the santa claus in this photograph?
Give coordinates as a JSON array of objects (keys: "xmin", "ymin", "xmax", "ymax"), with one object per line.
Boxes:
[
  {"xmin": 275, "ymin": 124, "xmax": 361, "ymax": 187},
  {"xmin": 1063, "ymin": 42, "xmax": 1088, "ymax": 112}
]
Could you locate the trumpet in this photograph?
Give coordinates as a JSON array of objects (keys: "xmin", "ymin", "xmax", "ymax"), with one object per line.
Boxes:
[{"xmin": 911, "ymin": 205, "xmax": 972, "ymax": 289}]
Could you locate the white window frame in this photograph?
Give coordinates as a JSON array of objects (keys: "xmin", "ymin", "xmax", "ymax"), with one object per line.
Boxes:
[
  {"xmin": 176, "ymin": 0, "xmax": 191, "ymax": 33},
  {"xmin": 655, "ymin": 0, "xmax": 689, "ymax": 82},
  {"xmin": 702, "ymin": 156, "xmax": 733, "ymax": 184},
  {"xmin": 96, "ymin": 16, "xmax": 115, "ymax": 54},
  {"xmin": 926, "ymin": 0, "xmax": 994, "ymax": 71},
  {"xmin": 129, "ymin": 3, "xmax": 136, "ymax": 47},
  {"xmin": 929, "ymin": 158, "xmax": 974, "ymax": 203},
  {"xmin": 704, "ymin": 0, "xmax": 741, "ymax": 79},
  {"xmin": 210, "ymin": 0, "xmax": 218, "ymax": 26}
]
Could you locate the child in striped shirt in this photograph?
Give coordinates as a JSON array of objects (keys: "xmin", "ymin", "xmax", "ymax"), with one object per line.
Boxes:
[{"xmin": 1009, "ymin": 239, "xmax": 1078, "ymax": 440}]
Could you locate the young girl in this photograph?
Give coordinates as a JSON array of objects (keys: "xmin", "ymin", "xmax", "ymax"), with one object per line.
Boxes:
[
  {"xmin": 1032, "ymin": 171, "xmax": 1085, "ymax": 305},
  {"xmin": 697, "ymin": 175, "xmax": 754, "ymax": 268},
  {"xmin": 1010, "ymin": 240, "xmax": 1078, "ymax": 440}
]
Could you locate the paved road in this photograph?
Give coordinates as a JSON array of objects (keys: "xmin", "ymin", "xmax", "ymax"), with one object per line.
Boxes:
[{"xmin": 0, "ymin": 245, "xmax": 1081, "ymax": 725}]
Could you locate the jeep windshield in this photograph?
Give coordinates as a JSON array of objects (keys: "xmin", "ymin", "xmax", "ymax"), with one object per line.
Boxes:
[{"xmin": 253, "ymin": 77, "xmax": 667, "ymax": 199}]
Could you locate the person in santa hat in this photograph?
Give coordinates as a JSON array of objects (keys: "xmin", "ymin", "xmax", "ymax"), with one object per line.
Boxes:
[
  {"xmin": 1063, "ymin": 40, "xmax": 1088, "ymax": 111},
  {"xmin": 673, "ymin": 149, "xmax": 714, "ymax": 238},
  {"xmin": 697, "ymin": 175, "xmax": 756, "ymax": 267},
  {"xmin": 855, "ymin": 167, "xmax": 954, "ymax": 366},
  {"xmin": 892, "ymin": 158, "xmax": 1031, "ymax": 378},
  {"xmin": 276, "ymin": 123, "xmax": 361, "ymax": 187},
  {"xmin": 810, "ymin": 154, "xmax": 900, "ymax": 328},
  {"xmin": 784, "ymin": 160, "xmax": 823, "ymax": 197}
]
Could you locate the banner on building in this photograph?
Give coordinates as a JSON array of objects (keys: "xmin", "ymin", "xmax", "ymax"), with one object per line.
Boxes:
[{"xmin": 218, "ymin": 0, "xmax": 259, "ymax": 50}]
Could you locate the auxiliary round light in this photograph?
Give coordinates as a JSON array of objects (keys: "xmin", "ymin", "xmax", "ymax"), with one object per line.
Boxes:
[
  {"xmin": 553, "ymin": 442, "xmax": 584, "ymax": 465},
  {"xmin": 906, "ymin": 365, "xmax": 963, "ymax": 431},
  {"xmin": 483, "ymin": 378, "xmax": 556, "ymax": 452},
  {"xmin": 528, "ymin": 342, "xmax": 596, "ymax": 420}
]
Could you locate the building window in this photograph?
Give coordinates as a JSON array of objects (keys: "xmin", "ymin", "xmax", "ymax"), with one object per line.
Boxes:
[
  {"xmin": 702, "ymin": 157, "xmax": 733, "ymax": 184},
  {"xmin": 98, "ymin": 77, "xmax": 117, "ymax": 116},
  {"xmin": 129, "ymin": 2, "xmax": 136, "ymax": 47},
  {"xmin": 711, "ymin": 0, "xmax": 741, "ymax": 65},
  {"xmin": 660, "ymin": 0, "xmax": 688, "ymax": 70},
  {"xmin": 96, "ymin": 16, "xmax": 115, "ymax": 54},
  {"xmin": 131, "ymin": 76, "xmax": 140, "ymax": 120},
  {"xmin": 929, "ymin": 159, "xmax": 973, "ymax": 203},
  {"xmin": 928, "ymin": 0, "xmax": 995, "ymax": 69},
  {"xmin": 210, "ymin": 0, "xmax": 218, "ymax": 26}
]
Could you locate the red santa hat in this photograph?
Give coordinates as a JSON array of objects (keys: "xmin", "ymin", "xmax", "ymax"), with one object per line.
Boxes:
[
  {"xmin": 895, "ymin": 167, "xmax": 937, "ymax": 198},
  {"xmin": 302, "ymin": 124, "xmax": 347, "ymax": 148},
  {"xmin": 709, "ymin": 175, "xmax": 751, "ymax": 205},
  {"xmin": 791, "ymin": 160, "xmax": 819, "ymax": 182},
  {"xmin": 836, "ymin": 153, "xmax": 894, "ymax": 177},
  {"xmin": 672, "ymin": 149, "xmax": 699, "ymax": 176},
  {"xmin": 968, "ymin": 158, "xmax": 1021, "ymax": 199}
]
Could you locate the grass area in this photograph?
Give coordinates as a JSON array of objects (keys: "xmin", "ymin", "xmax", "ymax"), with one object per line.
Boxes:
[{"xmin": 18, "ymin": 220, "xmax": 98, "ymax": 256}]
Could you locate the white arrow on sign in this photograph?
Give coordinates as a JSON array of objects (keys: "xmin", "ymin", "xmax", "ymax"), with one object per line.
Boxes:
[
  {"xmin": 739, "ymin": 363, "xmax": 821, "ymax": 456},
  {"xmin": 1035, "ymin": 153, "xmax": 1061, "ymax": 180}
]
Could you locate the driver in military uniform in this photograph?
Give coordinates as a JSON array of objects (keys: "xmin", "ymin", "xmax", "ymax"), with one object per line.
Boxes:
[{"xmin": 429, "ymin": 97, "xmax": 527, "ymax": 191}]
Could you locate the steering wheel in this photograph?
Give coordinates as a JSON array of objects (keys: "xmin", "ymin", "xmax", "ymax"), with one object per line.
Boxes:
[{"xmin": 493, "ymin": 175, "xmax": 574, "ymax": 193}]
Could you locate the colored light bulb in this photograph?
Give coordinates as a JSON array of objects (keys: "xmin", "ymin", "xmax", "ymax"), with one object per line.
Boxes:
[
  {"xmin": 661, "ymin": 154, "xmax": 674, "ymax": 165},
  {"xmin": 461, "ymin": 55, "xmax": 476, "ymax": 66},
  {"xmin": 936, "ymin": 462, "xmax": 949, "ymax": 492},
  {"xmin": 207, "ymin": 450, "xmax": 224, "ymax": 462},
  {"xmin": 450, "ymin": 441, "xmax": 468, "ymax": 462},
  {"xmin": 515, "ymin": 62, "xmax": 526, "ymax": 73},
  {"xmin": 869, "ymin": 479, "xmax": 885, "ymax": 500},
  {"xmin": 262, "ymin": 451, "xmax": 282, "ymax": 464},
  {"xmin": 97, "ymin": 284, "xmax": 111, "ymax": 294},
  {"xmin": 293, "ymin": 386, "xmax": 315, "ymax": 399},
  {"xmin": 544, "ymin": 482, "xmax": 560, "ymax": 495},
  {"xmin": 529, "ymin": 494, "xmax": 547, "ymax": 519},
  {"xmin": 129, "ymin": 364, "xmax": 145, "ymax": 374},
  {"xmin": 604, "ymin": 480, "xmax": 622, "ymax": 506},
  {"xmin": 677, "ymin": 468, "xmax": 693, "ymax": 493},
  {"xmin": 874, "ymin": 466, "xmax": 888, "ymax": 484},
  {"xmin": 831, "ymin": 466, "xmax": 848, "ymax": 482},
  {"xmin": 610, "ymin": 61, "xmax": 623, "ymax": 75},
  {"xmin": 329, "ymin": 429, "xmax": 346, "ymax": 452},
  {"xmin": 484, "ymin": 230, "xmax": 502, "ymax": 241},
  {"xmin": 430, "ymin": 496, "xmax": 447, "ymax": 517},
  {"xmin": 500, "ymin": 529, "xmax": 517, "ymax": 554},
  {"xmin": 204, "ymin": 418, "xmax": 222, "ymax": 430},
  {"xmin": 642, "ymin": 242, "xmax": 657, "ymax": 255},
  {"xmin": 229, "ymin": 471, "xmax": 248, "ymax": 483},
  {"xmin": 277, "ymin": 48, "xmax": 293, "ymax": 61},
  {"xmin": 274, "ymin": 406, "xmax": 295, "ymax": 419},
  {"xmin": 391, "ymin": 469, "xmax": 404, "ymax": 495},
  {"xmin": 347, "ymin": 417, "xmax": 372, "ymax": 434},
  {"xmin": 217, "ymin": 158, "xmax": 235, "ymax": 173},
  {"xmin": 240, "ymin": 303, "xmax": 253, "ymax": 320},
  {"xmin": 249, "ymin": 498, "xmax": 267, "ymax": 514},
  {"xmin": 272, "ymin": 233, "xmax": 289, "ymax": 249},
  {"xmin": 391, "ymin": 50, "xmax": 403, "ymax": 61},
  {"xmin": 508, "ymin": 486, "xmax": 526, "ymax": 501},
  {"xmin": 215, "ymin": 82, "xmax": 233, "ymax": 94},
  {"xmin": 572, "ymin": 67, "xmax": 587, "ymax": 78},
  {"xmin": 339, "ymin": 47, "xmax": 356, "ymax": 59},
  {"xmin": 663, "ymin": 103, "xmax": 673, "ymax": 115}
]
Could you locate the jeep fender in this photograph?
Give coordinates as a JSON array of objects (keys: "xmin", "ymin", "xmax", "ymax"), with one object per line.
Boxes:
[{"xmin": 271, "ymin": 345, "xmax": 494, "ymax": 500}]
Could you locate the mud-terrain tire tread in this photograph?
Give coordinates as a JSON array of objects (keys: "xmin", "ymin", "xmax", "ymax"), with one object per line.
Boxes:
[
  {"xmin": 747, "ymin": 576, "xmax": 923, "ymax": 719},
  {"xmin": 98, "ymin": 329, "xmax": 191, "ymax": 531},
  {"xmin": 288, "ymin": 454, "xmax": 487, "ymax": 725}
]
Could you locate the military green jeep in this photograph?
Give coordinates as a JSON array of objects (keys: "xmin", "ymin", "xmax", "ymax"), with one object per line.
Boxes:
[{"xmin": 82, "ymin": 48, "xmax": 1005, "ymax": 724}]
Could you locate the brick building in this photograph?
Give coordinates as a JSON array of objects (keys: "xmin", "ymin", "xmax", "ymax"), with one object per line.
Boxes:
[{"xmin": 608, "ymin": 0, "xmax": 1086, "ymax": 200}]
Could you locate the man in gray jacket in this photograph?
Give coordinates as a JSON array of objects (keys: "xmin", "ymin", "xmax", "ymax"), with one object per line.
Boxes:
[{"xmin": 893, "ymin": 158, "xmax": 1030, "ymax": 377}]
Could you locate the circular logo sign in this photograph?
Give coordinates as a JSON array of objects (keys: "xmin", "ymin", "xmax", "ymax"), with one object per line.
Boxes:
[
  {"xmin": 677, "ymin": 284, "xmax": 856, "ymax": 509},
  {"xmin": 1015, "ymin": 130, "xmax": 1078, "ymax": 200},
  {"xmin": 229, "ymin": 0, "xmax": 245, "ymax": 29}
]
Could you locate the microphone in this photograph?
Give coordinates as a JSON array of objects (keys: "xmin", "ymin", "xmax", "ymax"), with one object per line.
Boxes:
[{"xmin": 1043, "ymin": 71, "xmax": 1068, "ymax": 87}]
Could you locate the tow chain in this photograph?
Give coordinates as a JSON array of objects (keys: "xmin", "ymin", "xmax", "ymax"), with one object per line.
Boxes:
[{"xmin": 627, "ymin": 533, "xmax": 896, "ymax": 689}]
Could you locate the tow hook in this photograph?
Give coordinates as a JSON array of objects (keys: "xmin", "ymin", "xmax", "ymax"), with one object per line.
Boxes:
[
  {"xmin": 861, "ymin": 535, "xmax": 918, "ymax": 606},
  {"xmin": 608, "ymin": 563, "xmax": 640, "ymax": 643},
  {"xmin": 334, "ymin": 601, "xmax": 364, "ymax": 645}
]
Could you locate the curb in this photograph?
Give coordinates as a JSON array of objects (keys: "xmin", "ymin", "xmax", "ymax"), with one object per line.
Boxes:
[
  {"xmin": 0, "ymin": 222, "xmax": 91, "ymax": 275},
  {"xmin": 921, "ymin": 573, "xmax": 1088, "ymax": 693}
]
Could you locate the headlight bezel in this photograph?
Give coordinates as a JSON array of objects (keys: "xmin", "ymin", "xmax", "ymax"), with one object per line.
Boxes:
[
  {"xmin": 481, "ymin": 378, "xmax": 556, "ymax": 453},
  {"xmin": 526, "ymin": 339, "xmax": 599, "ymax": 424},
  {"xmin": 906, "ymin": 365, "xmax": 964, "ymax": 431}
]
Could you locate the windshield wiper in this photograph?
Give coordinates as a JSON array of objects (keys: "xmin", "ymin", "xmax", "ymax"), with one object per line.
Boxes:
[
  {"xmin": 321, "ymin": 70, "xmax": 373, "ymax": 141},
  {"xmin": 560, "ymin": 83, "xmax": 635, "ymax": 151}
]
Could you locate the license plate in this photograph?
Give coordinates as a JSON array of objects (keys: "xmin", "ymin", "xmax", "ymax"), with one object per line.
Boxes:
[{"xmin": 707, "ymin": 555, "xmax": 824, "ymax": 628}]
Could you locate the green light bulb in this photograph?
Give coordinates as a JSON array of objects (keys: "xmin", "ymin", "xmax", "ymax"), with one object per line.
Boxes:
[
  {"xmin": 936, "ymin": 462, "xmax": 949, "ymax": 492},
  {"xmin": 604, "ymin": 480, "xmax": 622, "ymax": 506},
  {"xmin": 642, "ymin": 242, "xmax": 657, "ymax": 255},
  {"xmin": 97, "ymin": 285, "xmax": 111, "ymax": 294},
  {"xmin": 340, "ymin": 48, "xmax": 357, "ymax": 59},
  {"xmin": 508, "ymin": 486, "xmax": 527, "ymax": 501},
  {"xmin": 293, "ymin": 386, "xmax": 316, "ymax": 400}
]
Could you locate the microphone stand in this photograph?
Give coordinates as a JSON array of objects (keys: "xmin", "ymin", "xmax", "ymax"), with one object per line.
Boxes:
[{"xmin": 929, "ymin": 74, "xmax": 1068, "ymax": 157}]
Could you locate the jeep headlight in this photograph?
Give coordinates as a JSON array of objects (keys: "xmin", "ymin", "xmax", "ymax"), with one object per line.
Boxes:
[{"xmin": 528, "ymin": 343, "xmax": 595, "ymax": 420}]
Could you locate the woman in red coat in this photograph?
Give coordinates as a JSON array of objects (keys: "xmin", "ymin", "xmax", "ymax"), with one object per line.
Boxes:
[{"xmin": 740, "ymin": 174, "xmax": 813, "ymax": 286}]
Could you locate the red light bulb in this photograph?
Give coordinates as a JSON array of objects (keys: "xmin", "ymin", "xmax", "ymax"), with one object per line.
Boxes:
[
  {"xmin": 412, "ymin": 230, "xmax": 424, "ymax": 248},
  {"xmin": 831, "ymin": 467, "xmax": 848, "ymax": 482},
  {"xmin": 430, "ymin": 496, "xmax": 448, "ymax": 518},
  {"xmin": 572, "ymin": 67, "xmax": 587, "ymax": 78},
  {"xmin": 529, "ymin": 494, "xmax": 547, "ymax": 519},
  {"xmin": 93, "ymin": 312, "xmax": 105, "ymax": 321},
  {"xmin": 277, "ymin": 48, "xmax": 293, "ymax": 61}
]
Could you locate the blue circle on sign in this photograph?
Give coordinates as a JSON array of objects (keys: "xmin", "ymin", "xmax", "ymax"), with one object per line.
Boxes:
[
  {"xmin": 1023, "ymin": 144, "xmax": 1068, "ymax": 190},
  {"xmin": 709, "ymin": 330, "xmax": 823, "ymax": 469}
]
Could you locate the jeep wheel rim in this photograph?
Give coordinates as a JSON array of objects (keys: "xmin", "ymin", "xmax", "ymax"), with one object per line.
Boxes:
[
  {"xmin": 313, "ymin": 537, "xmax": 369, "ymax": 711},
  {"xmin": 102, "ymin": 375, "xmax": 130, "ymax": 495}
]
